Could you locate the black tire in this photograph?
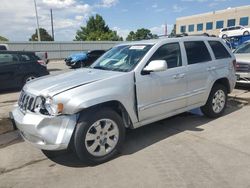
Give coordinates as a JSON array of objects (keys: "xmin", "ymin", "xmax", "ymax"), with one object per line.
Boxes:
[
  {"xmin": 222, "ymin": 34, "xmax": 227, "ymax": 39},
  {"xmin": 201, "ymin": 84, "xmax": 228, "ymax": 118},
  {"xmin": 243, "ymin": 31, "xmax": 250, "ymax": 36},
  {"xmin": 74, "ymin": 108, "xmax": 125, "ymax": 164}
]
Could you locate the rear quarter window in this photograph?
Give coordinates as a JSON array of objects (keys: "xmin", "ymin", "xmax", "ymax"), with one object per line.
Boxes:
[
  {"xmin": 184, "ymin": 41, "xmax": 212, "ymax": 65},
  {"xmin": 19, "ymin": 53, "xmax": 37, "ymax": 63},
  {"xmin": 208, "ymin": 41, "xmax": 231, "ymax": 59}
]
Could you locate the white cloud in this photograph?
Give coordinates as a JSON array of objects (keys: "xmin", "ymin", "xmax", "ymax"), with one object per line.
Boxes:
[
  {"xmin": 150, "ymin": 24, "xmax": 174, "ymax": 35},
  {"xmin": 208, "ymin": 2, "xmax": 218, "ymax": 7},
  {"xmin": 112, "ymin": 27, "xmax": 130, "ymax": 39},
  {"xmin": 0, "ymin": 0, "xmax": 118, "ymax": 41},
  {"xmin": 42, "ymin": 0, "xmax": 75, "ymax": 9},
  {"xmin": 97, "ymin": 0, "xmax": 119, "ymax": 8},
  {"xmin": 181, "ymin": 0, "xmax": 208, "ymax": 2},
  {"xmin": 172, "ymin": 4, "xmax": 186, "ymax": 13},
  {"xmin": 152, "ymin": 4, "xmax": 158, "ymax": 8}
]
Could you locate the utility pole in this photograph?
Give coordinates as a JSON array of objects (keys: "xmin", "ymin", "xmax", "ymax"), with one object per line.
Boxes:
[
  {"xmin": 164, "ymin": 23, "xmax": 168, "ymax": 36},
  {"xmin": 34, "ymin": 0, "xmax": 41, "ymax": 41},
  {"xmin": 50, "ymin": 9, "xmax": 55, "ymax": 41}
]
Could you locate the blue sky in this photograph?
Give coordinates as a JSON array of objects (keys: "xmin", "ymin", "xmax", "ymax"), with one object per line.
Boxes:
[{"xmin": 0, "ymin": 0, "xmax": 249, "ymax": 41}]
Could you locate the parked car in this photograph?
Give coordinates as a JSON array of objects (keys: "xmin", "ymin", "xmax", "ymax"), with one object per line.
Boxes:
[
  {"xmin": 36, "ymin": 51, "xmax": 49, "ymax": 64},
  {"xmin": 219, "ymin": 25, "xmax": 250, "ymax": 39},
  {"xmin": 234, "ymin": 40, "xmax": 250, "ymax": 84},
  {"xmin": 10, "ymin": 37, "xmax": 236, "ymax": 164},
  {"xmin": 0, "ymin": 44, "xmax": 49, "ymax": 64},
  {"xmin": 0, "ymin": 51, "xmax": 49, "ymax": 90},
  {"xmin": 65, "ymin": 50, "xmax": 106, "ymax": 68},
  {"xmin": 224, "ymin": 35, "xmax": 250, "ymax": 49},
  {"xmin": 0, "ymin": 44, "xmax": 9, "ymax": 50}
]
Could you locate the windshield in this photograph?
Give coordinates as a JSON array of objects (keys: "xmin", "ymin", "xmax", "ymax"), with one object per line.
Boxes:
[
  {"xmin": 91, "ymin": 44, "xmax": 152, "ymax": 72},
  {"xmin": 234, "ymin": 42, "xmax": 250, "ymax": 54}
]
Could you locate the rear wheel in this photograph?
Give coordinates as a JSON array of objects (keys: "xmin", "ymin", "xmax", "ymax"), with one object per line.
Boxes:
[
  {"xmin": 243, "ymin": 31, "xmax": 250, "ymax": 36},
  {"xmin": 201, "ymin": 84, "xmax": 227, "ymax": 118},
  {"xmin": 74, "ymin": 108, "xmax": 125, "ymax": 164}
]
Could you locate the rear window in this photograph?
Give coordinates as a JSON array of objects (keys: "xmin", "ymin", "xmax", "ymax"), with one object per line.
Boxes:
[
  {"xmin": 184, "ymin": 41, "xmax": 212, "ymax": 65},
  {"xmin": 19, "ymin": 53, "xmax": 37, "ymax": 62},
  {"xmin": 208, "ymin": 41, "xmax": 231, "ymax": 59}
]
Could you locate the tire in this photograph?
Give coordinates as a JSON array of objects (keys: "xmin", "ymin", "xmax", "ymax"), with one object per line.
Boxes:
[
  {"xmin": 74, "ymin": 108, "xmax": 125, "ymax": 164},
  {"xmin": 201, "ymin": 84, "xmax": 227, "ymax": 118},
  {"xmin": 222, "ymin": 34, "xmax": 227, "ymax": 39},
  {"xmin": 243, "ymin": 31, "xmax": 250, "ymax": 36},
  {"xmin": 23, "ymin": 74, "xmax": 37, "ymax": 85}
]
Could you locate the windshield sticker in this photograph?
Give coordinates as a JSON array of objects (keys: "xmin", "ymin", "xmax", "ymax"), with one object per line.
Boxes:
[{"xmin": 129, "ymin": 46, "xmax": 146, "ymax": 50}]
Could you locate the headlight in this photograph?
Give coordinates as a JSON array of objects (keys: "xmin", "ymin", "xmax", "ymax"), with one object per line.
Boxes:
[
  {"xmin": 34, "ymin": 96, "xmax": 64, "ymax": 116},
  {"xmin": 44, "ymin": 97, "xmax": 64, "ymax": 116}
]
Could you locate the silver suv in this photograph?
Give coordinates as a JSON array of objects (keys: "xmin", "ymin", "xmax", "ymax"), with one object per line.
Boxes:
[{"xmin": 10, "ymin": 37, "xmax": 236, "ymax": 164}]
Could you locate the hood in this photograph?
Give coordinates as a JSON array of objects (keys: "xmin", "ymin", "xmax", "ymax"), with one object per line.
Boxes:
[
  {"xmin": 24, "ymin": 68, "xmax": 124, "ymax": 97},
  {"xmin": 235, "ymin": 53, "xmax": 250, "ymax": 64}
]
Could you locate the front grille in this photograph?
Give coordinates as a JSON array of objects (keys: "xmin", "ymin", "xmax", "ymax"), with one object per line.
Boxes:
[
  {"xmin": 18, "ymin": 91, "xmax": 36, "ymax": 113},
  {"xmin": 236, "ymin": 62, "xmax": 250, "ymax": 72}
]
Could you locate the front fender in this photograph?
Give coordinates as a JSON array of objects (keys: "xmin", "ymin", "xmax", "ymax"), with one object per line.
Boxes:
[{"xmin": 56, "ymin": 72, "xmax": 139, "ymax": 124}]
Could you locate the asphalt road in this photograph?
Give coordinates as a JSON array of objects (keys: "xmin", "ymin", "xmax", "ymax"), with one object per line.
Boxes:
[
  {"xmin": 0, "ymin": 100, "xmax": 250, "ymax": 188},
  {"xmin": 0, "ymin": 61, "xmax": 250, "ymax": 188}
]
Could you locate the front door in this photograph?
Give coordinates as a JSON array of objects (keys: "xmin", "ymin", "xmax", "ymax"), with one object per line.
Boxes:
[
  {"xmin": 136, "ymin": 42, "xmax": 188, "ymax": 122},
  {"xmin": 0, "ymin": 53, "xmax": 19, "ymax": 89}
]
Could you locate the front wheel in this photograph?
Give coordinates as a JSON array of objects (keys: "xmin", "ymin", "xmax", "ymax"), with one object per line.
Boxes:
[
  {"xmin": 222, "ymin": 34, "xmax": 228, "ymax": 39},
  {"xmin": 201, "ymin": 84, "xmax": 227, "ymax": 118},
  {"xmin": 23, "ymin": 74, "xmax": 37, "ymax": 85},
  {"xmin": 74, "ymin": 108, "xmax": 125, "ymax": 164}
]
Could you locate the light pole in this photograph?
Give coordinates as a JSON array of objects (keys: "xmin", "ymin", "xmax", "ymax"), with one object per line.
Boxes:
[
  {"xmin": 34, "ymin": 0, "xmax": 41, "ymax": 41},
  {"xmin": 50, "ymin": 9, "xmax": 54, "ymax": 41}
]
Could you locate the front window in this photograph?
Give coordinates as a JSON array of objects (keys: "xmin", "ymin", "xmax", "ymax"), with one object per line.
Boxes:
[
  {"xmin": 234, "ymin": 42, "xmax": 250, "ymax": 54},
  {"xmin": 91, "ymin": 45, "xmax": 152, "ymax": 72}
]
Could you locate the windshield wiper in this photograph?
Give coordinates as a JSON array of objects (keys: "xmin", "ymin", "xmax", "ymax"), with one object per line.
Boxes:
[{"xmin": 93, "ymin": 66, "xmax": 110, "ymax": 70}]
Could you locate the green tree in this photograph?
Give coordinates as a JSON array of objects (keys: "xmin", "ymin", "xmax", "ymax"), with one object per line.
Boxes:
[
  {"xmin": 29, "ymin": 28, "xmax": 53, "ymax": 41},
  {"xmin": 75, "ymin": 14, "xmax": 122, "ymax": 41},
  {"xmin": 126, "ymin": 28, "xmax": 157, "ymax": 41},
  {"xmin": 169, "ymin": 24, "xmax": 176, "ymax": 38},
  {"xmin": 0, "ymin": 35, "xmax": 8, "ymax": 41}
]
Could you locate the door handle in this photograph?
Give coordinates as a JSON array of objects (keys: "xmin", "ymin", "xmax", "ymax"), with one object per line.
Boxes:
[
  {"xmin": 207, "ymin": 66, "xmax": 216, "ymax": 71},
  {"xmin": 173, "ymin": 73, "xmax": 185, "ymax": 79},
  {"xmin": 178, "ymin": 73, "xmax": 185, "ymax": 78}
]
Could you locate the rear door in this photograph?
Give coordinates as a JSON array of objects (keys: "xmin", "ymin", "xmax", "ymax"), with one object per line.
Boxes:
[
  {"xmin": 0, "ymin": 53, "xmax": 20, "ymax": 89},
  {"xmin": 183, "ymin": 41, "xmax": 213, "ymax": 106}
]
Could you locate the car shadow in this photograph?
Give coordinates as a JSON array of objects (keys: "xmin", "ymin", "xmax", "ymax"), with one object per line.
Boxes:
[{"xmin": 44, "ymin": 99, "xmax": 243, "ymax": 167}]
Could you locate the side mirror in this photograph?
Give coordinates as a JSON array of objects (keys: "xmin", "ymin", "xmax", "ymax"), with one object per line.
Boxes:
[{"xmin": 143, "ymin": 60, "xmax": 168, "ymax": 74}]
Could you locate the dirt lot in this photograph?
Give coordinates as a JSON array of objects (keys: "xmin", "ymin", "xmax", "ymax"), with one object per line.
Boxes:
[{"xmin": 0, "ymin": 60, "xmax": 250, "ymax": 187}]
